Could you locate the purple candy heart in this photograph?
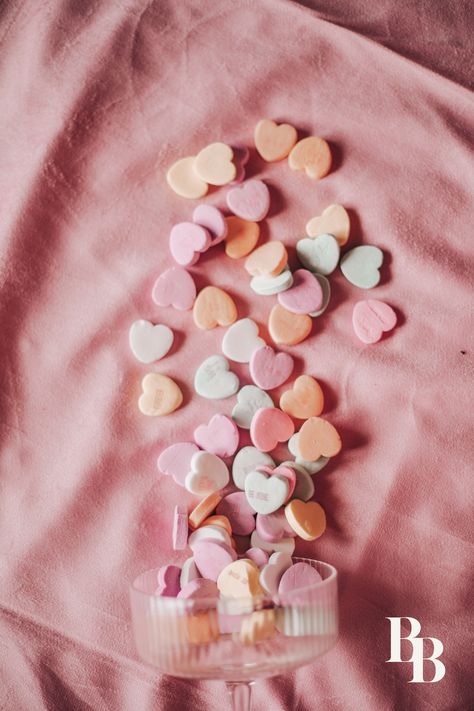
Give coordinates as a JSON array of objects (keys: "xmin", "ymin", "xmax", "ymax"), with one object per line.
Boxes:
[{"xmin": 256, "ymin": 508, "xmax": 296, "ymax": 543}]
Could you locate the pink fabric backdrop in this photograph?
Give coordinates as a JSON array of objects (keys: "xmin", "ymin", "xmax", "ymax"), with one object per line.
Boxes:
[{"xmin": 0, "ymin": 1, "xmax": 473, "ymax": 709}]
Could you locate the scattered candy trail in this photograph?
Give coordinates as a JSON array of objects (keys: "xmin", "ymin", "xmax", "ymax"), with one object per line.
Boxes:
[{"xmin": 129, "ymin": 119, "xmax": 400, "ymax": 645}]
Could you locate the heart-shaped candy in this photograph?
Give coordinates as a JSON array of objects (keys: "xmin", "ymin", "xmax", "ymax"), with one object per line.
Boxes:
[
  {"xmin": 216, "ymin": 492, "xmax": 256, "ymax": 535},
  {"xmin": 296, "ymin": 234, "xmax": 340, "ymax": 276},
  {"xmin": 172, "ymin": 505, "xmax": 188, "ymax": 550},
  {"xmin": 188, "ymin": 492, "xmax": 223, "ymax": 530},
  {"xmin": 232, "ymin": 446, "xmax": 275, "ymax": 489},
  {"xmin": 180, "ymin": 557, "xmax": 201, "ymax": 588},
  {"xmin": 259, "ymin": 552, "xmax": 293, "ymax": 595},
  {"xmin": 227, "ymin": 179, "xmax": 270, "ymax": 222},
  {"xmin": 352, "ymin": 300, "xmax": 397, "ymax": 343},
  {"xmin": 193, "ymin": 286, "xmax": 237, "ymax": 329},
  {"xmin": 222, "ymin": 318, "xmax": 265, "ymax": 363},
  {"xmin": 298, "ymin": 416, "xmax": 341, "ymax": 460},
  {"xmin": 224, "ymin": 216, "xmax": 260, "ymax": 258},
  {"xmin": 285, "ymin": 500, "xmax": 326, "ymax": 540},
  {"xmin": 169, "ymin": 222, "xmax": 211, "ymax": 267},
  {"xmin": 340, "ymin": 245, "xmax": 383, "ymax": 289},
  {"xmin": 249, "ymin": 345, "xmax": 294, "ymax": 390},
  {"xmin": 152, "ymin": 266, "xmax": 196, "ymax": 311},
  {"xmin": 288, "ymin": 433, "xmax": 330, "ymax": 474},
  {"xmin": 178, "ymin": 578, "xmax": 219, "ymax": 600},
  {"xmin": 268, "ymin": 304, "xmax": 312, "ymax": 346},
  {"xmin": 193, "ymin": 142, "xmax": 236, "ymax": 185},
  {"xmin": 258, "ymin": 464, "xmax": 296, "ymax": 501},
  {"xmin": 185, "ymin": 451, "xmax": 229, "ymax": 496},
  {"xmin": 200, "ymin": 515, "xmax": 232, "ymax": 536},
  {"xmin": 193, "ymin": 540, "xmax": 238, "ymax": 581},
  {"xmin": 288, "ymin": 136, "xmax": 332, "ymax": 179},
  {"xmin": 250, "ymin": 407, "xmax": 295, "ymax": 452},
  {"xmin": 278, "ymin": 561, "xmax": 322, "ymax": 595},
  {"xmin": 254, "ymin": 119, "xmax": 298, "ymax": 162},
  {"xmin": 250, "ymin": 267, "xmax": 294, "ymax": 296},
  {"xmin": 217, "ymin": 559, "xmax": 263, "ymax": 598},
  {"xmin": 277, "ymin": 269, "xmax": 323, "ymax": 314},
  {"xmin": 129, "ymin": 320, "xmax": 174, "ymax": 364},
  {"xmin": 188, "ymin": 524, "xmax": 232, "ymax": 550},
  {"xmin": 279, "ymin": 375, "xmax": 324, "ymax": 419},
  {"xmin": 245, "ymin": 468, "xmax": 290, "ymax": 514},
  {"xmin": 156, "ymin": 564, "xmax": 181, "ymax": 597},
  {"xmin": 256, "ymin": 508, "xmax": 296, "ymax": 543},
  {"xmin": 280, "ymin": 461, "xmax": 315, "ymax": 501},
  {"xmin": 245, "ymin": 241, "xmax": 287, "ymax": 277},
  {"xmin": 309, "ymin": 274, "xmax": 331, "ymax": 317},
  {"xmin": 138, "ymin": 373, "xmax": 183, "ymax": 416},
  {"xmin": 158, "ymin": 442, "xmax": 200, "ymax": 486},
  {"xmin": 306, "ymin": 204, "xmax": 350, "ymax": 246},
  {"xmin": 166, "ymin": 156, "xmax": 208, "ymax": 199},
  {"xmin": 232, "ymin": 385, "xmax": 274, "ymax": 430},
  {"xmin": 194, "ymin": 414, "xmax": 239, "ymax": 458},
  {"xmin": 250, "ymin": 529, "xmax": 296, "ymax": 555},
  {"xmin": 194, "ymin": 355, "xmax": 239, "ymax": 399},
  {"xmin": 192, "ymin": 204, "xmax": 228, "ymax": 246},
  {"xmin": 245, "ymin": 547, "xmax": 269, "ymax": 568}
]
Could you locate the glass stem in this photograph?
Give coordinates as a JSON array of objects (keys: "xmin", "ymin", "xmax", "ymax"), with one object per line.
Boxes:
[{"xmin": 226, "ymin": 681, "xmax": 253, "ymax": 711}]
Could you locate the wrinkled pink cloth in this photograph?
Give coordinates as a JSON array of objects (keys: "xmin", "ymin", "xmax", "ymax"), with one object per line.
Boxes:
[{"xmin": 1, "ymin": 1, "xmax": 473, "ymax": 710}]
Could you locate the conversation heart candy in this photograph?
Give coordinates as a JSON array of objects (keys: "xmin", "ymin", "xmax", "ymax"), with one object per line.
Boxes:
[
  {"xmin": 279, "ymin": 375, "xmax": 324, "ymax": 419},
  {"xmin": 200, "ymin": 515, "xmax": 232, "ymax": 536},
  {"xmin": 192, "ymin": 204, "xmax": 228, "ymax": 246},
  {"xmin": 288, "ymin": 433, "xmax": 330, "ymax": 474},
  {"xmin": 244, "ymin": 468, "xmax": 289, "ymax": 514},
  {"xmin": 250, "ymin": 267, "xmax": 294, "ymax": 296},
  {"xmin": 278, "ymin": 562, "xmax": 322, "ymax": 595},
  {"xmin": 172, "ymin": 505, "xmax": 188, "ymax": 551},
  {"xmin": 216, "ymin": 492, "xmax": 256, "ymax": 536},
  {"xmin": 158, "ymin": 442, "xmax": 200, "ymax": 487},
  {"xmin": 193, "ymin": 142, "xmax": 236, "ymax": 185},
  {"xmin": 288, "ymin": 136, "xmax": 331, "ymax": 179},
  {"xmin": 217, "ymin": 559, "xmax": 263, "ymax": 598},
  {"xmin": 254, "ymin": 119, "xmax": 298, "ymax": 162},
  {"xmin": 244, "ymin": 241, "xmax": 288, "ymax": 278},
  {"xmin": 224, "ymin": 216, "xmax": 260, "ymax": 258},
  {"xmin": 194, "ymin": 355, "xmax": 239, "ymax": 399},
  {"xmin": 280, "ymin": 461, "xmax": 315, "ymax": 502},
  {"xmin": 257, "ymin": 464, "xmax": 296, "ymax": 502},
  {"xmin": 227, "ymin": 179, "xmax": 270, "ymax": 222},
  {"xmin": 193, "ymin": 286, "xmax": 237, "ymax": 329},
  {"xmin": 152, "ymin": 266, "xmax": 196, "ymax": 311},
  {"xmin": 249, "ymin": 345, "xmax": 294, "ymax": 390},
  {"xmin": 277, "ymin": 269, "xmax": 323, "ymax": 314},
  {"xmin": 352, "ymin": 300, "xmax": 397, "ymax": 343},
  {"xmin": 306, "ymin": 204, "xmax": 350, "ymax": 246},
  {"xmin": 285, "ymin": 500, "xmax": 326, "ymax": 541},
  {"xmin": 188, "ymin": 492, "xmax": 223, "ymax": 530},
  {"xmin": 193, "ymin": 540, "xmax": 238, "ymax": 581},
  {"xmin": 232, "ymin": 385, "xmax": 274, "ymax": 430},
  {"xmin": 245, "ymin": 547, "xmax": 269, "ymax": 568},
  {"xmin": 296, "ymin": 234, "xmax": 340, "ymax": 276},
  {"xmin": 166, "ymin": 156, "xmax": 208, "ymax": 199},
  {"xmin": 240, "ymin": 609, "xmax": 276, "ymax": 645},
  {"xmin": 256, "ymin": 508, "xmax": 296, "ymax": 543},
  {"xmin": 222, "ymin": 318, "xmax": 265, "ymax": 363},
  {"xmin": 188, "ymin": 524, "xmax": 232, "ymax": 550},
  {"xmin": 232, "ymin": 447, "xmax": 275, "ymax": 489},
  {"xmin": 177, "ymin": 578, "xmax": 220, "ymax": 600},
  {"xmin": 156, "ymin": 564, "xmax": 181, "ymax": 597},
  {"xmin": 268, "ymin": 305, "xmax": 312, "ymax": 346},
  {"xmin": 250, "ymin": 529, "xmax": 295, "ymax": 555},
  {"xmin": 129, "ymin": 320, "xmax": 174, "ymax": 364},
  {"xmin": 259, "ymin": 552, "xmax": 293, "ymax": 595},
  {"xmin": 180, "ymin": 557, "xmax": 201, "ymax": 587},
  {"xmin": 250, "ymin": 407, "xmax": 295, "ymax": 452},
  {"xmin": 138, "ymin": 373, "xmax": 183, "ymax": 416},
  {"xmin": 298, "ymin": 417, "xmax": 341, "ymax": 460},
  {"xmin": 185, "ymin": 451, "xmax": 229, "ymax": 496},
  {"xmin": 340, "ymin": 245, "xmax": 383, "ymax": 289},
  {"xmin": 194, "ymin": 414, "xmax": 239, "ymax": 458},
  {"xmin": 169, "ymin": 222, "xmax": 211, "ymax": 267},
  {"xmin": 309, "ymin": 274, "xmax": 331, "ymax": 317}
]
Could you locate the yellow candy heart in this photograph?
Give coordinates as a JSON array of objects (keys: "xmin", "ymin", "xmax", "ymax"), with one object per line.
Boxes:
[
  {"xmin": 138, "ymin": 373, "xmax": 183, "ymax": 416},
  {"xmin": 217, "ymin": 559, "xmax": 263, "ymax": 599}
]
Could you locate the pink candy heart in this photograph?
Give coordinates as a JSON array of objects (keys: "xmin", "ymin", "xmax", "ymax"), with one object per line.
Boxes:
[
  {"xmin": 157, "ymin": 442, "xmax": 200, "ymax": 487},
  {"xmin": 257, "ymin": 464, "xmax": 296, "ymax": 501},
  {"xmin": 216, "ymin": 491, "xmax": 256, "ymax": 535},
  {"xmin": 152, "ymin": 266, "xmax": 196, "ymax": 311},
  {"xmin": 352, "ymin": 299, "xmax": 397, "ymax": 344},
  {"xmin": 193, "ymin": 414, "xmax": 239, "ymax": 458},
  {"xmin": 192, "ymin": 204, "xmax": 228, "ymax": 247},
  {"xmin": 250, "ymin": 407, "xmax": 295, "ymax": 452},
  {"xmin": 169, "ymin": 222, "xmax": 211, "ymax": 266},
  {"xmin": 156, "ymin": 564, "xmax": 181, "ymax": 597},
  {"xmin": 177, "ymin": 578, "xmax": 219, "ymax": 599},
  {"xmin": 278, "ymin": 562, "xmax": 323, "ymax": 605},
  {"xmin": 278, "ymin": 269, "xmax": 324, "ymax": 314},
  {"xmin": 256, "ymin": 507, "xmax": 297, "ymax": 543},
  {"xmin": 193, "ymin": 540, "xmax": 237, "ymax": 581},
  {"xmin": 226, "ymin": 179, "xmax": 270, "ymax": 222},
  {"xmin": 250, "ymin": 345, "xmax": 294, "ymax": 390}
]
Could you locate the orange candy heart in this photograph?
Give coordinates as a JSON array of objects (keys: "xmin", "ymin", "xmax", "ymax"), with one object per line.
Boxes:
[
  {"xmin": 224, "ymin": 216, "xmax": 260, "ymax": 259},
  {"xmin": 306, "ymin": 204, "xmax": 350, "ymax": 246},
  {"xmin": 200, "ymin": 515, "xmax": 232, "ymax": 536},
  {"xmin": 193, "ymin": 286, "xmax": 237, "ymax": 329},
  {"xmin": 244, "ymin": 242, "xmax": 288, "ymax": 278},
  {"xmin": 240, "ymin": 609, "xmax": 275, "ymax": 645},
  {"xmin": 298, "ymin": 416, "xmax": 341, "ymax": 460},
  {"xmin": 280, "ymin": 375, "xmax": 324, "ymax": 419},
  {"xmin": 288, "ymin": 136, "xmax": 332, "ymax": 180},
  {"xmin": 268, "ymin": 304, "xmax": 312, "ymax": 346},
  {"xmin": 254, "ymin": 119, "xmax": 298, "ymax": 162},
  {"xmin": 138, "ymin": 373, "xmax": 183, "ymax": 416},
  {"xmin": 193, "ymin": 142, "xmax": 236, "ymax": 186},
  {"xmin": 188, "ymin": 492, "xmax": 222, "ymax": 530},
  {"xmin": 285, "ymin": 500, "xmax": 326, "ymax": 541}
]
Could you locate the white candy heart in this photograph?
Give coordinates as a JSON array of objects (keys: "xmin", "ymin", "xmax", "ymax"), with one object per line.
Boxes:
[
  {"xmin": 245, "ymin": 469, "xmax": 289, "ymax": 514},
  {"xmin": 129, "ymin": 320, "xmax": 174, "ymax": 364},
  {"xmin": 222, "ymin": 318, "xmax": 265, "ymax": 363},
  {"xmin": 340, "ymin": 245, "xmax": 383, "ymax": 289},
  {"xmin": 250, "ymin": 267, "xmax": 294, "ymax": 296},
  {"xmin": 188, "ymin": 524, "xmax": 232, "ymax": 550},
  {"xmin": 194, "ymin": 355, "xmax": 239, "ymax": 400},
  {"xmin": 185, "ymin": 451, "xmax": 229, "ymax": 495},
  {"xmin": 232, "ymin": 447, "xmax": 275, "ymax": 489},
  {"xmin": 232, "ymin": 385, "xmax": 274, "ymax": 429},
  {"xmin": 296, "ymin": 234, "xmax": 340, "ymax": 276},
  {"xmin": 259, "ymin": 552, "xmax": 293, "ymax": 595},
  {"xmin": 180, "ymin": 557, "xmax": 201, "ymax": 587},
  {"xmin": 309, "ymin": 274, "xmax": 331, "ymax": 317},
  {"xmin": 280, "ymin": 461, "xmax": 315, "ymax": 501},
  {"xmin": 288, "ymin": 433, "xmax": 329, "ymax": 474},
  {"xmin": 250, "ymin": 529, "xmax": 296, "ymax": 555}
]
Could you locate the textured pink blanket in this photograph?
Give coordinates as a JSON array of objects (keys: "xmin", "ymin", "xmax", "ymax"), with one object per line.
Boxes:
[{"xmin": 1, "ymin": 2, "xmax": 473, "ymax": 710}]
